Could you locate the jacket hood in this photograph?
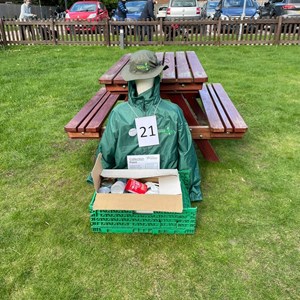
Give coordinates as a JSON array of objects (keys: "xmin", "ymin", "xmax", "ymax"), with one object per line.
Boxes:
[{"xmin": 127, "ymin": 76, "xmax": 161, "ymax": 114}]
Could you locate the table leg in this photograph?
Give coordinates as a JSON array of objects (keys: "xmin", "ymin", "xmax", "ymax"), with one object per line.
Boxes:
[
  {"xmin": 183, "ymin": 93, "xmax": 207, "ymax": 125},
  {"xmin": 163, "ymin": 93, "xmax": 220, "ymax": 162},
  {"xmin": 162, "ymin": 93, "xmax": 199, "ymax": 126},
  {"xmin": 194, "ymin": 140, "xmax": 219, "ymax": 162}
]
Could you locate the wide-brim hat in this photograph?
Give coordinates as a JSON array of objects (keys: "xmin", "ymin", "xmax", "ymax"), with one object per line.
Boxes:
[{"xmin": 121, "ymin": 50, "xmax": 164, "ymax": 82}]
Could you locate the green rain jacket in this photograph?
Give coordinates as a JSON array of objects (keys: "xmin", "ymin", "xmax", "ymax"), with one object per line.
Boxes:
[{"xmin": 96, "ymin": 76, "xmax": 202, "ymax": 201}]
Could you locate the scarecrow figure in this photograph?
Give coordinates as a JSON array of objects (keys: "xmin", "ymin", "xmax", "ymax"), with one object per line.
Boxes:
[{"xmin": 95, "ymin": 50, "xmax": 202, "ymax": 201}]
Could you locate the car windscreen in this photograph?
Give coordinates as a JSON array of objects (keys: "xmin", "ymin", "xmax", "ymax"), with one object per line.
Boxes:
[
  {"xmin": 170, "ymin": 0, "xmax": 197, "ymax": 7},
  {"xmin": 289, "ymin": 0, "xmax": 300, "ymax": 3},
  {"xmin": 208, "ymin": 1, "xmax": 219, "ymax": 8},
  {"xmin": 126, "ymin": 1, "xmax": 146, "ymax": 13},
  {"xmin": 223, "ymin": 0, "xmax": 255, "ymax": 8},
  {"xmin": 70, "ymin": 3, "xmax": 97, "ymax": 12}
]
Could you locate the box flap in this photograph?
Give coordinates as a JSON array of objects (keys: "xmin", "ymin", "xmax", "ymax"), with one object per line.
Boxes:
[
  {"xmin": 101, "ymin": 168, "xmax": 178, "ymax": 179},
  {"xmin": 159, "ymin": 175, "xmax": 181, "ymax": 195},
  {"xmin": 91, "ymin": 153, "xmax": 103, "ymax": 191}
]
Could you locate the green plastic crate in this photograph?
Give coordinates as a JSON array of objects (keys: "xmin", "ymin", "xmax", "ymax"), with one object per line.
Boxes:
[{"xmin": 89, "ymin": 170, "xmax": 198, "ymax": 234}]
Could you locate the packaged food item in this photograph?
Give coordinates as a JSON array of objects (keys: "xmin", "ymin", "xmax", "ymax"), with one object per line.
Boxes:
[
  {"xmin": 125, "ymin": 179, "xmax": 148, "ymax": 194},
  {"xmin": 111, "ymin": 180, "xmax": 126, "ymax": 194}
]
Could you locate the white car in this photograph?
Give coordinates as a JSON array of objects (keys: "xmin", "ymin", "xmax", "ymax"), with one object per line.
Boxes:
[
  {"xmin": 165, "ymin": 0, "xmax": 201, "ymax": 21},
  {"xmin": 156, "ymin": 6, "xmax": 168, "ymax": 19}
]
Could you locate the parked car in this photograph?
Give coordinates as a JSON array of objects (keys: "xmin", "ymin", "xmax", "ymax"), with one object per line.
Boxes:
[
  {"xmin": 111, "ymin": 0, "xmax": 147, "ymax": 21},
  {"xmin": 165, "ymin": 0, "xmax": 201, "ymax": 21},
  {"xmin": 65, "ymin": 1, "xmax": 109, "ymax": 32},
  {"xmin": 110, "ymin": 0, "xmax": 147, "ymax": 35},
  {"xmin": 214, "ymin": 0, "xmax": 260, "ymax": 33},
  {"xmin": 214, "ymin": 0, "xmax": 260, "ymax": 19},
  {"xmin": 164, "ymin": 0, "xmax": 201, "ymax": 40},
  {"xmin": 156, "ymin": 6, "xmax": 168, "ymax": 19},
  {"xmin": 260, "ymin": 0, "xmax": 300, "ymax": 18},
  {"xmin": 201, "ymin": 0, "xmax": 219, "ymax": 18}
]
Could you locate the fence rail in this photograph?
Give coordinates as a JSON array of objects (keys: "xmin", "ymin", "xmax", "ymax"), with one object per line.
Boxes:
[{"xmin": 1, "ymin": 17, "xmax": 299, "ymax": 47}]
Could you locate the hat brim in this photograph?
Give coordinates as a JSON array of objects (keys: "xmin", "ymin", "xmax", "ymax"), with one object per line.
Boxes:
[{"xmin": 121, "ymin": 64, "xmax": 164, "ymax": 82}]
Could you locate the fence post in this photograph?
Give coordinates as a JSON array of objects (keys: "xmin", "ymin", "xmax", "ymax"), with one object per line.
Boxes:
[
  {"xmin": 216, "ymin": 18, "xmax": 221, "ymax": 46},
  {"xmin": 0, "ymin": 18, "xmax": 7, "ymax": 47},
  {"xmin": 105, "ymin": 19, "xmax": 110, "ymax": 47},
  {"xmin": 275, "ymin": 16, "xmax": 282, "ymax": 45},
  {"xmin": 159, "ymin": 17, "xmax": 163, "ymax": 45},
  {"xmin": 119, "ymin": 28, "xmax": 124, "ymax": 49},
  {"xmin": 51, "ymin": 17, "xmax": 57, "ymax": 45}
]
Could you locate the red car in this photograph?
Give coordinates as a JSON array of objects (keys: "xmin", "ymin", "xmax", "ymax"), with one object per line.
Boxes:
[{"xmin": 65, "ymin": 1, "xmax": 109, "ymax": 32}]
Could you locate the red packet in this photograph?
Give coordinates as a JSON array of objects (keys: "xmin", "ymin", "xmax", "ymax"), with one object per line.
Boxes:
[{"xmin": 125, "ymin": 179, "xmax": 148, "ymax": 194}]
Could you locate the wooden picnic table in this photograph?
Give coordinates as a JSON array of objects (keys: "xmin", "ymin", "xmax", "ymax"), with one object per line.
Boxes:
[{"xmin": 65, "ymin": 51, "xmax": 248, "ymax": 162}]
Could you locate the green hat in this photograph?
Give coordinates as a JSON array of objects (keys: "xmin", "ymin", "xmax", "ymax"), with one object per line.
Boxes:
[{"xmin": 121, "ymin": 50, "xmax": 164, "ymax": 82}]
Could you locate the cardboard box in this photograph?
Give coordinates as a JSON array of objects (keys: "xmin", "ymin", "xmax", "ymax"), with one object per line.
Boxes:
[{"xmin": 91, "ymin": 154, "xmax": 183, "ymax": 213}]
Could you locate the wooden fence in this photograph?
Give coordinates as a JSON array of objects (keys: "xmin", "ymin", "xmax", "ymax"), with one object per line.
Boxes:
[{"xmin": 1, "ymin": 17, "xmax": 299, "ymax": 47}]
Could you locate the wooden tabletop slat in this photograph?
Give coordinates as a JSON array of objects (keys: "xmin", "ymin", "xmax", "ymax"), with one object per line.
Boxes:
[
  {"xmin": 99, "ymin": 53, "xmax": 130, "ymax": 84},
  {"xmin": 161, "ymin": 52, "xmax": 176, "ymax": 82},
  {"xmin": 113, "ymin": 71, "xmax": 125, "ymax": 84},
  {"xmin": 112, "ymin": 54, "xmax": 130, "ymax": 83},
  {"xmin": 155, "ymin": 52, "xmax": 164, "ymax": 64},
  {"xmin": 186, "ymin": 51, "xmax": 208, "ymax": 83},
  {"xmin": 64, "ymin": 88, "xmax": 107, "ymax": 132},
  {"xmin": 213, "ymin": 83, "xmax": 248, "ymax": 133},
  {"xmin": 176, "ymin": 51, "xmax": 192, "ymax": 83}
]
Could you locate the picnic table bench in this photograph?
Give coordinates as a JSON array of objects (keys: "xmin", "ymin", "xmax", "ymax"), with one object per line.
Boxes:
[{"xmin": 64, "ymin": 51, "xmax": 248, "ymax": 161}]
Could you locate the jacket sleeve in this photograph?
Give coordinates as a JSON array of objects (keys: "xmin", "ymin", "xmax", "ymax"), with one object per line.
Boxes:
[{"xmin": 177, "ymin": 111, "xmax": 202, "ymax": 201}]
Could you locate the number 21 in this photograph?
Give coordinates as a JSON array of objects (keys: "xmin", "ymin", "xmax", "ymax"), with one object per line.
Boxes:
[{"xmin": 140, "ymin": 126, "xmax": 155, "ymax": 138}]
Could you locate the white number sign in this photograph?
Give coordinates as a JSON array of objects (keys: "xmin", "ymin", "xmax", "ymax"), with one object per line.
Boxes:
[{"xmin": 135, "ymin": 116, "xmax": 159, "ymax": 147}]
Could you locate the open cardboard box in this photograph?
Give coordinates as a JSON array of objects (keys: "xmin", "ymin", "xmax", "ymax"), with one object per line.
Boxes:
[{"xmin": 91, "ymin": 154, "xmax": 183, "ymax": 213}]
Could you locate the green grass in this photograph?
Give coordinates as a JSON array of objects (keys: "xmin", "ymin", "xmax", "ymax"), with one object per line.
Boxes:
[{"xmin": 0, "ymin": 44, "xmax": 299, "ymax": 300}]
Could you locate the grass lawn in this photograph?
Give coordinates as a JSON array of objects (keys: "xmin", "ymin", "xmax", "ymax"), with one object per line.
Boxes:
[{"xmin": 0, "ymin": 44, "xmax": 299, "ymax": 300}]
